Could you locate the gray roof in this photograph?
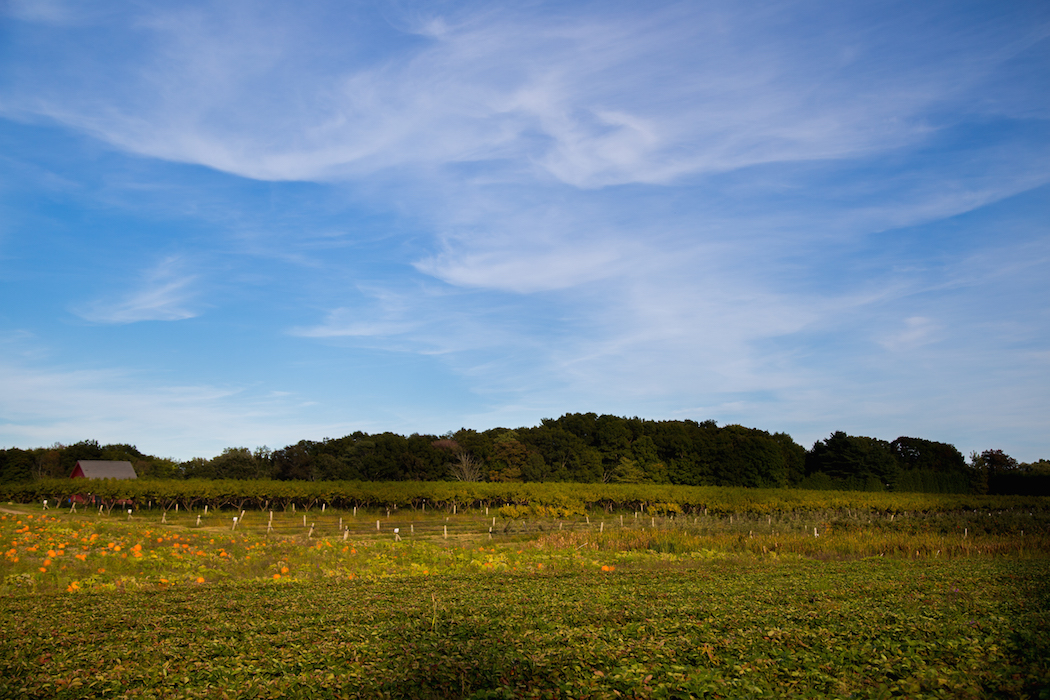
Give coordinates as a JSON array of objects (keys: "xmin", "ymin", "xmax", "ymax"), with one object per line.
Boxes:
[{"xmin": 73, "ymin": 460, "xmax": 138, "ymax": 480}]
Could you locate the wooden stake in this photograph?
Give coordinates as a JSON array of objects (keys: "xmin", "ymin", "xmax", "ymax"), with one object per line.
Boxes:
[{"xmin": 443, "ymin": 525, "xmax": 447, "ymax": 539}]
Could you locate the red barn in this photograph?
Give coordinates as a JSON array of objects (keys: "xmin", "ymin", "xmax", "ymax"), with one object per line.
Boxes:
[{"xmin": 70, "ymin": 460, "xmax": 138, "ymax": 480}]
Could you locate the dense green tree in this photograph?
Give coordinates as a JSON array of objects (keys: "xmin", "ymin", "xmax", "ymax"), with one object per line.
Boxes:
[
  {"xmin": 890, "ymin": 437, "xmax": 970, "ymax": 493},
  {"xmin": 972, "ymin": 449, "xmax": 1020, "ymax": 495},
  {"xmin": 274, "ymin": 440, "xmax": 320, "ymax": 481},
  {"xmin": 805, "ymin": 432, "xmax": 898, "ymax": 490},
  {"xmin": 0, "ymin": 448, "xmax": 34, "ymax": 483}
]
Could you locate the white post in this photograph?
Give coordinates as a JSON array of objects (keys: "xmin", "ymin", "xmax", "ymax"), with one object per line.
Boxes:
[
  {"xmin": 620, "ymin": 515, "xmax": 623, "ymax": 527},
  {"xmin": 204, "ymin": 505, "xmax": 208, "ymax": 515},
  {"xmin": 308, "ymin": 524, "xmax": 314, "ymax": 538},
  {"xmin": 339, "ymin": 517, "xmax": 343, "ymax": 530},
  {"xmin": 233, "ymin": 516, "xmax": 238, "ymax": 531},
  {"xmin": 492, "ymin": 517, "xmax": 496, "ymax": 528},
  {"xmin": 353, "ymin": 506, "xmax": 357, "ymax": 517},
  {"xmin": 443, "ymin": 525, "xmax": 448, "ymax": 539},
  {"xmin": 343, "ymin": 528, "xmax": 349, "ymax": 541},
  {"xmin": 127, "ymin": 509, "xmax": 132, "ymax": 520},
  {"xmin": 175, "ymin": 503, "xmax": 178, "ymax": 513},
  {"xmin": 600, "ymin": 522, "xmax": 604, "ymax": 533},
  {"xmin": 303, "ymin": 514, "xmax": 307, "ymax": 527},
  {"xmin": 43, "ymin": 499, "xmax": 48, "ymax": 510},
  {"xmin": 196, "ymin": 514, "xmax": 201, "ymax": 526},
  {"xmin": 394, "ymin": 528, "xmax": 401, "ymax": 542},
  {"xmin": 322, "ymin": 504, "xmax": 326, "ymax": 513},
  {"xmin": 376, "ymin": 520, "xmax": 380, "ymax": 531},
  {"xmin": 411, "ymin": 524, "xmax": 414, "ymax": 534}
]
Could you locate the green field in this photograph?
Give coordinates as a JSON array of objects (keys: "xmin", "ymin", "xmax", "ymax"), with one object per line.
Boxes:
[{"xmin": 2, "ymin": 495, "xmax": 1049, "ymax": 698}]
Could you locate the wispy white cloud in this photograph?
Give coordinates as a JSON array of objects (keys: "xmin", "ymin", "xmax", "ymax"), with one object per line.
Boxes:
[
  {"xmin": 0, "ymin": 357, "xmax": 350, "ymax": 459},
  {"xmin": 290, "ymin": 306, "xmax": 415, "ymax": 340},
  {"xmin": 4, "ymin": 1, "xmax": 1044, "ymax": 188},
  {"xmin": 74, "ymin": 257, "xmax": 199, "ymax": 324}
]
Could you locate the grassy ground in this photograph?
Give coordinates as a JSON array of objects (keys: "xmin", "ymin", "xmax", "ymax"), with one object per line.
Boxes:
[{"xmin": 2, "ymin": 504, "xmax": 1049, "ymax": 698}]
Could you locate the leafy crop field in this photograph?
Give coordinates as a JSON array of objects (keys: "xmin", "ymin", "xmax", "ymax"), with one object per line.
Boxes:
[{"xmin": 2, "ymin": 499, "xmax": 1049, "ymax": 698}]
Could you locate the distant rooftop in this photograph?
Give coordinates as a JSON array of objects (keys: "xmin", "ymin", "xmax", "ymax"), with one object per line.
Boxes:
[{"xmin": 71, "ymin": 460, "xmax": 138, "ymax": 480}]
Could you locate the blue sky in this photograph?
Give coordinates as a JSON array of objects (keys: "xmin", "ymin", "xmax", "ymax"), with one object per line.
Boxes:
[{"xmin": 1, "ymin": 0, "xmax": 1048, "ymax": 462}]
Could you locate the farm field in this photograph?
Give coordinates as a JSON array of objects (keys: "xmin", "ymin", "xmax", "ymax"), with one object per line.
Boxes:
[{"xmin": 2, "ymin": 496, "xmax": 1049, "ymax": 698}]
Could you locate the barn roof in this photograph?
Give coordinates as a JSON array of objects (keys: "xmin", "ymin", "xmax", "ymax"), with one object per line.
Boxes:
[{"xmin": 72, "ymin": 460, "xmax": 138, "ymax": 480}]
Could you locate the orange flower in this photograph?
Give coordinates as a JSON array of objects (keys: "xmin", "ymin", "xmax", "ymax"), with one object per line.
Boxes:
[
  {"xmin": 273, "ymin": 573, "xmax": 281, "ymax": 580},
  {"xmin": 196, "ymin": 576, "xmax": 205, "ymax": 584},
  {"xmin": 43, "ymin": 558, "xmax": 52, "ymax": 566}
]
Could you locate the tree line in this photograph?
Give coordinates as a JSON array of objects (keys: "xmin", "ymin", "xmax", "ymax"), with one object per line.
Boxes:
[{"xmin": 1, "ymin": 413, "xmax": 1047, "ymax": 495}]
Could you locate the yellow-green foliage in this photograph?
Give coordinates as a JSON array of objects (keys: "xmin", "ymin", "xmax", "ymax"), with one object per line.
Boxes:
[
  {"xmin": 645, "ymin": 502, "xmax": 682, "ymax": 516},
  {"xmin": 499, "ymin": 502, "xmax": 585, "ymax": 519},
  {"xmin": 4, "ymin": 478, "xmax": 1048, "ymax": 517}
]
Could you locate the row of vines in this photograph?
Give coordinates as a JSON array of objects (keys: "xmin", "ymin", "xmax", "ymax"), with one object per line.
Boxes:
[{"xmin": 3, "ymin": 478, "xmax": 1047, "ymax": 515}]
